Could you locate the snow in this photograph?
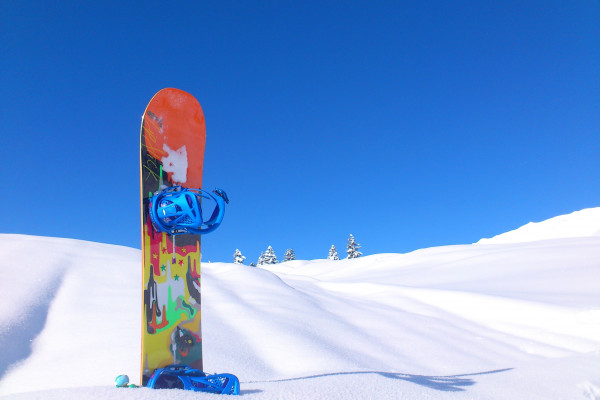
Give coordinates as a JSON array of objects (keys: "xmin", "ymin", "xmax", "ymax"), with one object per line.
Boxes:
[
  {"xmin": 477, "ymin": 208, "xmax": 600, "ymax": 244},
  {"xmin": 1, "ymin": 208, "xmax": 600, "ymax": 399}
]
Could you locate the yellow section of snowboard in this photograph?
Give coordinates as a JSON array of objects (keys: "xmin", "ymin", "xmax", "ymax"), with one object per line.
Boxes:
[{"xmin": 141, "ymin": 223, "xmax": 202, "ymax": 382}]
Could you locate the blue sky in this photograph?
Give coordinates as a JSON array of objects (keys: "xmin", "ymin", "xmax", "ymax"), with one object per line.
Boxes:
[{"xmin": 2, "ymin": 1, "xmax": 598, "ymax": 263}]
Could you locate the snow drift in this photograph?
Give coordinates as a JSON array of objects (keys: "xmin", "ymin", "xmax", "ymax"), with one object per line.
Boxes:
[
  {"xmin": 477, "ymin": 207, "xmax": 600, "ymax": 244},
  {"xmin": 1, "ymin": 208, "xmax": 599, "ymax": 399}
]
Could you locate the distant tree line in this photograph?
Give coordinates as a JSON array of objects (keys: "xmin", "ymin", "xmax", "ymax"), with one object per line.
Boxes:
[{"xmin": 233, "ymin": 234, "xmax": 362, "ymax": 266}]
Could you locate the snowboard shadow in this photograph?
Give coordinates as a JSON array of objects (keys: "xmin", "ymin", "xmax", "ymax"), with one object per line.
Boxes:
[{"xmin": 247, "ymin": 368, "xmax": 513, "ymax": 392}]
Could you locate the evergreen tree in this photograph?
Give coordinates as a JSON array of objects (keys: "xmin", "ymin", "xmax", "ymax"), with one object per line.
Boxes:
[
  {"xmin": 346, "ymin": 234, "xmax": 362, "ymax": 259},
  {"xmin": 283, "ymin": 248, "xmax": 296, "ymax": 262},
  {"xmin": 328, "ymin": 245, "xmax": 339, "ymax": 260},
  {"xmin": 262, "ymin": 246, "xmax": 278, "ymax": 264},
  {"xmin": 233, "ymin": 249, "xmax": 246, "ymax": 264},
  {"xmin": 257, "ymin": 252, "xmax": 266, "ymax": 266}
]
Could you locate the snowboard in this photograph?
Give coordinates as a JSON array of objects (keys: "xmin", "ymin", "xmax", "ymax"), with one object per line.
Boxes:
[{"xmin": 140, "ymin": 88, "xmax": 206, "ymax": 385}]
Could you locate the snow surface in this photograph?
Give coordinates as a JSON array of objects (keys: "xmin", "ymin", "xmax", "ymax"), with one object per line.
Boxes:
[
  {"xmin": 477, "ymin": 208, "xmax": 600, "ymax": 244},
  {"xmin": 1, "ymin": 208, "xmax": 600, "ymax": 399}
]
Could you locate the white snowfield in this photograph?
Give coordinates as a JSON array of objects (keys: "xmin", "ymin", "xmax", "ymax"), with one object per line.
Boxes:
[{"xmin": 0, "ymin": 208, "xmax": 599, "ymax": 399}]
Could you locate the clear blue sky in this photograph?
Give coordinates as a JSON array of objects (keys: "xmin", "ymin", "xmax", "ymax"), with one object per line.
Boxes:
[{"xmin": 2, "ymin": 1, "xmax": 598, "ymax": 263}]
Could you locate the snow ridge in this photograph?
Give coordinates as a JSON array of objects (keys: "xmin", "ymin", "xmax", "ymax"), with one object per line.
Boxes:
[{"xmin": 477, "ymin": 207, "xmax": 600, "ymax": 244}]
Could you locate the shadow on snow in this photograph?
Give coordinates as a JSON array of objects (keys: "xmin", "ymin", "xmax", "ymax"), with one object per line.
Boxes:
[
  {"xmin": 246, "ymin": 368, "xmax": 513, "ymax": 392},
  {"xmin": 0, "ymin": 272, "xmax": 66, "ymax": 381}
]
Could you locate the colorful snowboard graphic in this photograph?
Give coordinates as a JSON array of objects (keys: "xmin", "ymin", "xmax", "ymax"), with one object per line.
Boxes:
[{"xmin": 140, "ymin": 88, "xmax": 206, "ymax": 385}]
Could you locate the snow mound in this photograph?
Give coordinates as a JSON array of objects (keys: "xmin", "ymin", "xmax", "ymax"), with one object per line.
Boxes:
[
  {"xmin": 477, "ymin": 207, "xmax": 600, "ymax": 244},
  {"xmin": 1, "ymin": 207, "xmax": 600, "ymax": 399}
]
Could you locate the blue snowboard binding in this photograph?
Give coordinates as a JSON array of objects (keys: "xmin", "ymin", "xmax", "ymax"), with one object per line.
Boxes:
[
  {"xmin": 149, "ymin": 185, "xmax": 228, "ymax": 235},
  {"xmin": 147, "ymin": 364, "xmax": 240, "ymax": 395}
]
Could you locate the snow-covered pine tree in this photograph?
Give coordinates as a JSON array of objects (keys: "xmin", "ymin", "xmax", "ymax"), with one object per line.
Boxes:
[
  {"xmin": 346, "ymin": 234, "xmax": 362, "ymax": 259},
  {"xmin": 233, "ymin": 249, "xmax": 246, "ymax": 264},
  {"xmin": 283, "ymin": 248, "xmax": 296, "ymax": 262},
  {"xmin": 328, "ymin": 245, "xmax": 339, "ymax": 260},
  {"xmin": 257, "ymin": 252, "xmax": 266, "ymax": 266},
  {"xmin": 263, "ymin": 246, "xmax": 278, "ymax": 264}
]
